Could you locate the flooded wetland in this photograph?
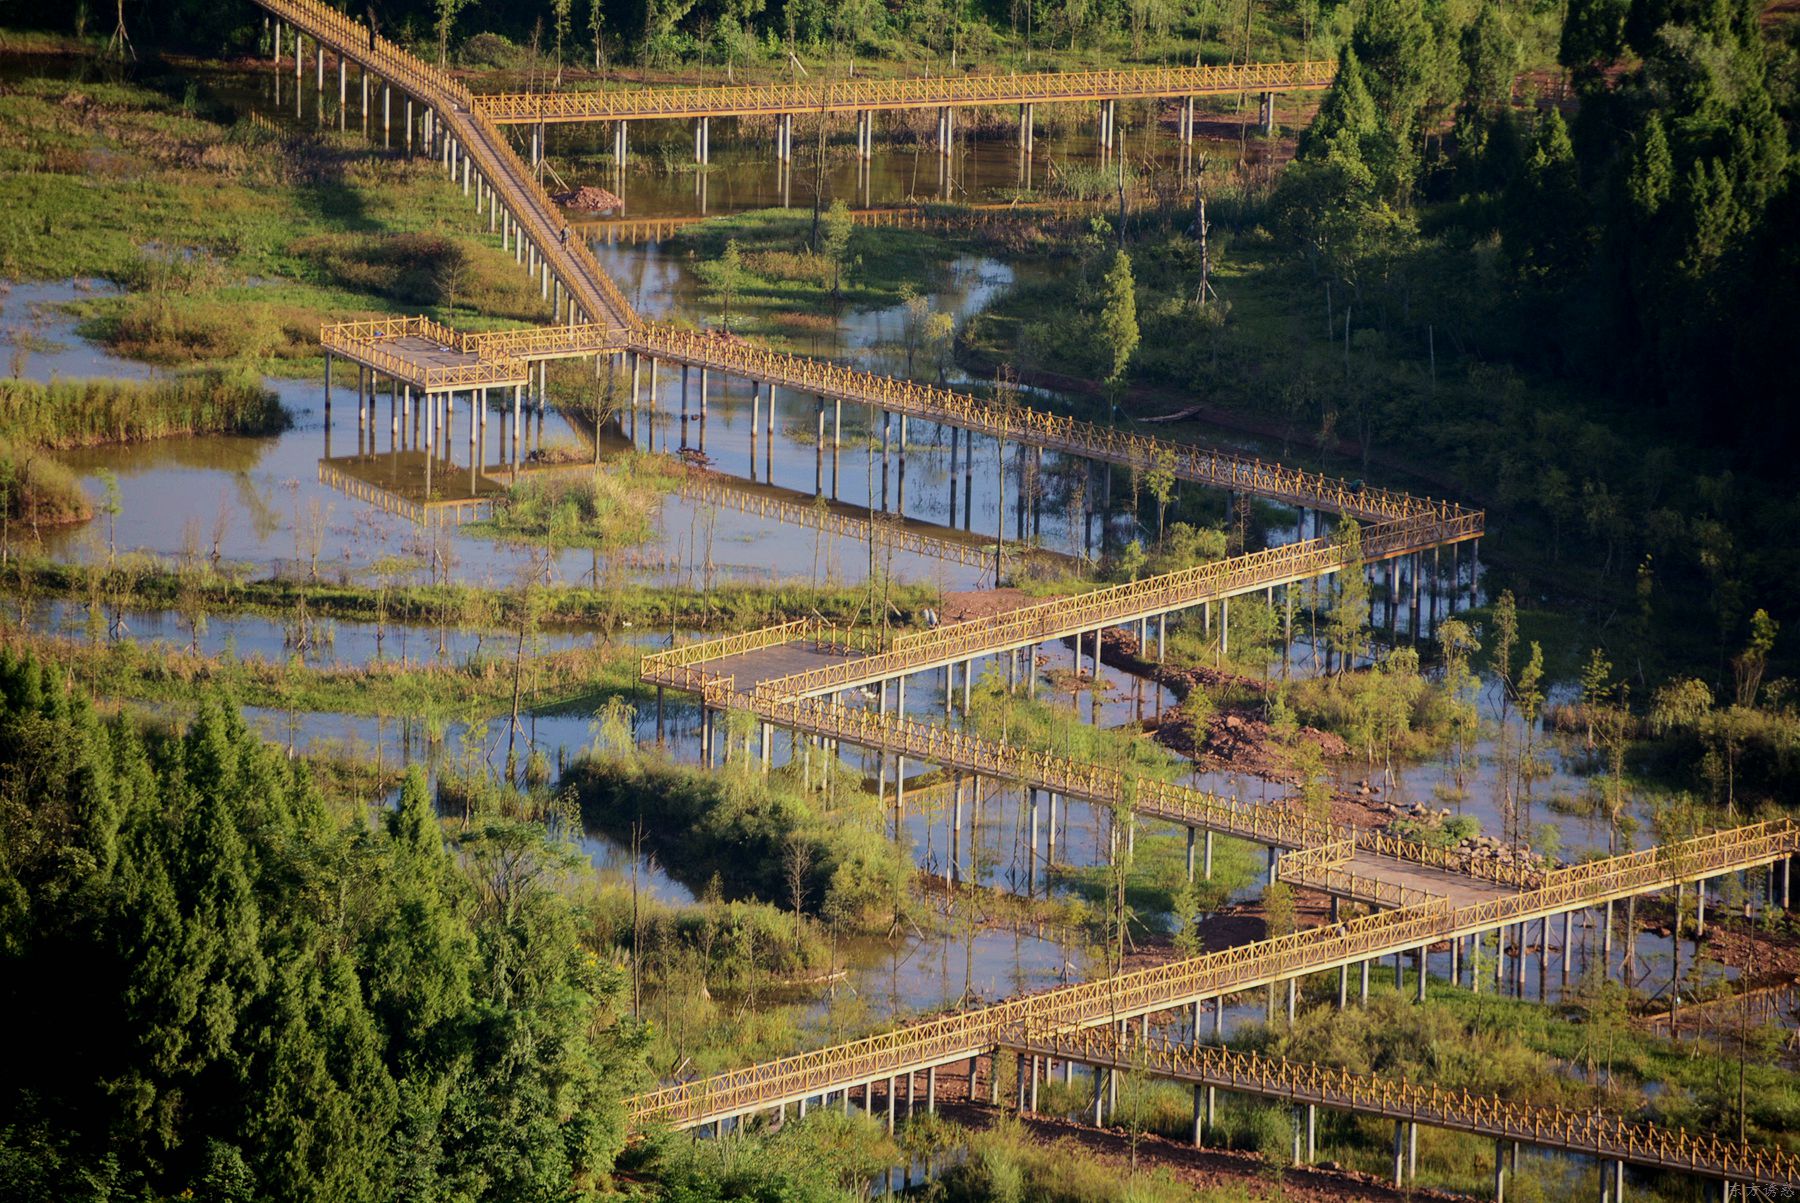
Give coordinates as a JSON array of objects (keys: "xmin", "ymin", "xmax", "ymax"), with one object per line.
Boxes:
[{"xmin": 4, "ymin": 11, "xmax": 1798, "ymax": 1203}]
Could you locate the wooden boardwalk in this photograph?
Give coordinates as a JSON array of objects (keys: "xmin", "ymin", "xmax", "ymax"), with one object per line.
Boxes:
[
  {"xmin": 626, "ymin": 821, "xmax": 1800, "ymax": 1131},
  {"xmin": 1002, "ymin": 1027, "xmax": 1800, "ymax": 1187},
  {"xmin": 474, "ymin": 60, "xmax": 1335, "ymax": 124},
  {"xmin": 250, "ymin": 8, "xmax": 1796, "ymax": 1183}
]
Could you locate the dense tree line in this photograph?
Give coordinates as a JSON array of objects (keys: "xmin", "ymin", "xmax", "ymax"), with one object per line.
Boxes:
[
  {"xmin": 0, "ymin": 652, "xmax": 643, "ymax": 1201},
  {"xmin": 1263, "ymin": 0, "xmax": 1797, "ymax": 666},
  {"xmin": 16, "ymin": 0, "xmax": 1275, "ymax": 68}
]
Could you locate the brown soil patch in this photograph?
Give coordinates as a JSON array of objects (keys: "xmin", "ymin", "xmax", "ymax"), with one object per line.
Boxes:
[
  {"xmin": 552, "ymin": 185, "xmax": 624, "ymax": 211},
  {"xmin": 936, "ymin": 586, "xmax": 1035, "ymax": 623}
]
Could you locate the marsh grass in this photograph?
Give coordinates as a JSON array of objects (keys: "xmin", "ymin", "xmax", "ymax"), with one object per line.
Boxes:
[
  {"xmin": 0, "ymin": 70, "xmax": 553, "ymax": 372},
  {"xmin": 0, "ymin": 371, "xmax": 287, "ymax": 448},
  {"xmin": 0, "ymin": 435, "xmax": 91, "ymax": 527},
  {"xmin": 1, "ymin": 553, "xmax": 935, "ymax": 632},
  {"xmin": 0, "ymin": 625, "xmax": 643, "ymax": 717},
  {"xmin": 562, "ymin": 751, "xmax": 913, "ymax": 927},
  {"xmin": 467, "ymin": 453, "xmax": 687, "ymax": 550}
]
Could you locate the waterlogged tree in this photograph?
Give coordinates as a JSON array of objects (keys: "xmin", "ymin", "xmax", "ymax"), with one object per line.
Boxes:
[
  {"xmin": 821, "ymin": 197, "xmax": 854, "ymax": 308},
  {"xmin": 1438, "ymin": 617, "xmax": 1481, "ymax": 795},
  {"xmin": 709, "ymin": 238, "xmax": 745, "ymax": 332},
  {"xmin": 1145, "ymin": 448, "xmax": 1176, "ymax": 544},
  {"xmin": 1324, "ymin": 521, "xmax": 1370, "ymax": 674},
  {"xmin": 1512, "ymin": 641, "xmax": 1546, "ymax": 844},
  {"xmin": 1171, "ymin": 873, "xmax": 1206, "ymax": 959},
  {"xmin": 1095, "ymin": 250, "xmax": 1139, "ymax": 418},
  {"xmin": 550, "ymin": 0, "xmax": 572, "ymax": 81},
  {"xmin": 434, "ymin": 0, "xmax": 469, "ymax": 66},
  {"xmin": 1369, "ymin": 646, "xmax": 1425, "ymax": 783}
]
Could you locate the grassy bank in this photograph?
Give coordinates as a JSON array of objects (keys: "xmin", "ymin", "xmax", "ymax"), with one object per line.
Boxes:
[
  {"xmin": 562, "ymin": 750, "xmax": 912, "ymax": 928},
  {"xmin": 465, "ymin": 453, "xmax": 688, "ymax": 550},
  {"xmin": 0, "ymin": 554, "xmax": 938, "ymax": 633},
  {"xmin": 0, "ymin": 626, "xmax": 643, "ymax": 717},
  {"xmin": 0, "ymin": 67, "xmax": 550, "ymax": 375}
]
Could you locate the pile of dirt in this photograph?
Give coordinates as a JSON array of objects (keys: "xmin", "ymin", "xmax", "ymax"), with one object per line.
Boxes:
[{"xmin": 551, "ymin": 185, "xmax": 624, "ymax": 211}]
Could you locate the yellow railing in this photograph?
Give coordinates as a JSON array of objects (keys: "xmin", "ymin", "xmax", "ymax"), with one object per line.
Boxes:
[
  {"xmin": 736, "ymin": 511, "xmax": 1474, "ymax": 703},
  {"xmin": 476, "ymin": 59, "xmax": 1336, "ymax": 123},
  {"xmin": 581, "ymin": 200, "xmax": 1095, "ymax": 243},
  {"xmin": 321, "ymin": 319, "xmax": 530, "ymax": 390},
  {"xmin": 1006, "ymin": 1026, "xmax": 1800, "ymax": 1185},
  {"xmin": 461, "ymin": 321, "xmax": 632, "ymax": 359},
  {"xmin": 626, "ymin": 322, "xmax": 1478, "ymax": 530},
  {"xmin": 627, "ymin": 820, "xmax": 1800, "ymax": 1127},
  {"xmin": 256, "ymin": 0, "xmax": 637, "ymax": 328}
]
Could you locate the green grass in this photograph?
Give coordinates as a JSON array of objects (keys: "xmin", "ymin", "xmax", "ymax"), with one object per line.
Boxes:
[
  {"xmin": 1, "ymin": 624, "xmax": 645, "ymax": 718},
  {"xmin": 464, "ymin": 453, "xmax": 688, "ymax": 550},
  {"xmin": 0, "ymin": 69, "xmax": 552, "ymax": 374},
  {"xmin": 669, "ymin": 208, "xmax": 961, "ymax": 343},
  {"xmin": 0, "ymin": 553, "xmax": 939, "ymax": 634}
]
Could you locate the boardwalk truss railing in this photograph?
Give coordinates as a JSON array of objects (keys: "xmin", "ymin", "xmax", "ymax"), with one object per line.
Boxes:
[
  {"xmin": 730, "ymin": 509, "xmax": 1481, "ymax": 705},
  {"xmin": 698, "ymin": 678, "xmax": 1533, "ymax": 897},
  {"xmin": 1003, "ymin": 1026, "xmax": 1800, "ymax": 1186},
  {"xmin": 320, "ymin": 318, "xmax": 531, "ymax": 391},
  {"xmin": 475, "ymin": 59, "xmax": 1336, "ymax": 123},
  {"xmin": 581, "ymin": 201, "xmax": 1094, "ymax": 244},
  {"xmin": 628, "ymin": 323, "xmax": 1474, "ymax": 529},
  {"xmin": 626, "ymin": 820, "xmax": 1800, "ymax": 1128},
  {"xmin": 255, "ymin": 0, "xmax": 636, "ymax": 328},
  {"xmin": 674, "ymin": 477, "xmax": 1048, "ymax": 571}
]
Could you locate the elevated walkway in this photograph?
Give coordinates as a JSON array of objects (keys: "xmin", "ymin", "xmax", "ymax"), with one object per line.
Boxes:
[
  {"xmin": 1003, "ymin": 1026, "xmax": 1800, "ymax": 1187},
  {"xmin": 475, "ymin": 60, "xmax": 1335, "ymax": 124},
  {"xmin": 626, "ymin": 820, "xmax": 1800, "ymax": 1129}
]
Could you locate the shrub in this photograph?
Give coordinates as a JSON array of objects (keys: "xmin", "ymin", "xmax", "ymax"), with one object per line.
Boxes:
[{"xmin": 0, "ymin": 436, "xmax": 90, "ymax": 528}]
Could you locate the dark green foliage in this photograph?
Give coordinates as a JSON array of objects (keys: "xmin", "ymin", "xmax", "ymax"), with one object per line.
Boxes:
[
  {"xmin": 562, "ymin": 754, "xmax": 910, "ymax": 925},
  {"xmin": 0, "ymin": 655, "xmax": 642, "ymax": 1200}
]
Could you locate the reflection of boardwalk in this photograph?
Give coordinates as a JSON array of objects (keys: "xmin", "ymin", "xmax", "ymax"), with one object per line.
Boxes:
[
  {"xmin": 679, "ymin": 474, "xmax": 1063, "ymax": 572},
  {"xmin": 317, "ymin": 454, "xmax": 501, "ymax": 523},
  {"xmin": 577, "ymin": 201, "xmax": 1094, "ymax": 244}
]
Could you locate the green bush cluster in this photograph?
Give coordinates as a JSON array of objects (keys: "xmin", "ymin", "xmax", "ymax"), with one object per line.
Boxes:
[{"xmin": 562, "ymin": 751, "xmax": 911, "ymax": 927}]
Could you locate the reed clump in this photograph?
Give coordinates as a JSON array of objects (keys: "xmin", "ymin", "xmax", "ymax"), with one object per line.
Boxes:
[
  {"xmin": 0, "ymin": 370, "xmax": 288, "ymax": 449},
  {"xmin": 0, "ymin": 435, "xmax": 91, "ymax": 528}
]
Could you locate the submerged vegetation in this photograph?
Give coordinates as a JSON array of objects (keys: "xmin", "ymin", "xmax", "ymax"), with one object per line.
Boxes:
[{"xmin": 0, "ymin": 435, "xmax": 90, "ymax": 528}]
